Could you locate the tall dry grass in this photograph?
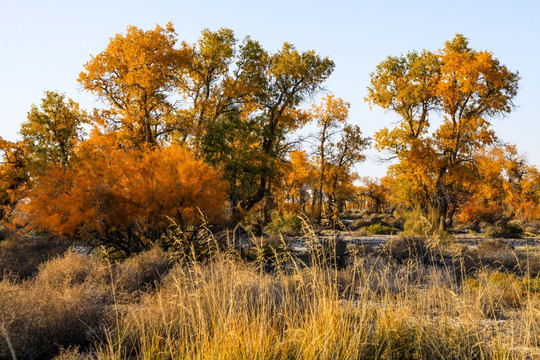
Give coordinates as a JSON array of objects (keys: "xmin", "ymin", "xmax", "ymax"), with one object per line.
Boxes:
[
  {"xmin": 93, "ymin": 238, "xmax": 540, "ymax": 360},
  {"xmin": 0, "ymin": 229, "xmax": 538, "ymax": 359}
]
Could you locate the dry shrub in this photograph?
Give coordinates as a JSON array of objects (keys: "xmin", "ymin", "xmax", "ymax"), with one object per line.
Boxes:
[
  {"xmin": 37, "ymin": 249, "xmax": 108, "ymax": 287},
  {"xmin": 0, "ymin": 231, "xmax": 70, "ymax": 280},
  {"xmin": 466, "ymin": 272, "xmax": 525, "ymax": 318},
  {"xmin": 114, "ymin": 246, "xmax": 171, "ymax": 293},
  {"xmin": 348, "ymin": 243, "xmax": 375, "ymax": 257},
  {"xmin": 475, "ymin": 239, "xmax": 519, "ymax": 271},
  {"xmin": 0, "ymin": 278, "xmax": 109, "ymax": 359},
  {"xmin": 383, "ymin": 234, "xmax": 430, "ymax": 263},
  {"xmin": 484, "ymin": 221, "xmax": 524, "ymax": 239},
  {"xmin": 350, "ymin": 218, "xmax": 371, "ymax": 230},
  {"xmin": 519, "ymin": 252, "xmax": 540, "ymax": 276},
  {"xmin": 450, "ymin": 243, "xmax": 481, "ymax": 275}
]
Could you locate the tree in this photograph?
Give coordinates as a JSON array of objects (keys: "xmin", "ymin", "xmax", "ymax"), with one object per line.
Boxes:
[
  {"xmin": 310, "ymin": 94, "xmax": 350, "ymax": 220},
  {"xmin": 458, "ymin": 144, "xmax": 540, "ymax": 224},
  {"xmin": 0, "ymin": 139, "xmax": 29, "ymax": 221},
  {"xmin": 78, "ymin": 23, "xmax": 187, "ymax": 147},
  {"xmin": 324, "ymin": 124, "xmax": 369, "ymax": 219},
  {"xmin": 238, "ymin": 42, "xmax": 335, "ymax": 218},
  {"xmin": 21, "ymin": 91, "xmax": 87, "ymax": 172},
  {"xmin": 21, "ymin": 133, "xmax": 227, "ymax": 254},
  {"xmin": 310, "ymin": 95, "xmax": 369, "ymax": 222},
  {"xmin": 79, "ymin": 25, "xmax": 334, "ymax": 219},
  {"xmin": 279, "ymin": 150, "xmax": 315, "ymax": 213},
  {"xmin": 367, "ymin": 34, "xmax": 519, "ymax": 228},
  {"xmin": 501, "ymin": 145, "xmax": 540, "ymax": 222},
  {"xmin": 356, "ymin": 177, "xmax": 390, "ymax": 213}
]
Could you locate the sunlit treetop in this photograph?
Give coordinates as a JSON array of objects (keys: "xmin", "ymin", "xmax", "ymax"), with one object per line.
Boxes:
[{"xmin": 78, "ymin": 23, "xmax": 187, "ymax": 146}]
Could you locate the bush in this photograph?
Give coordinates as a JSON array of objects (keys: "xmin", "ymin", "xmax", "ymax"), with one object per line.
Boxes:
[
  {"xmin": 114, "ymin": 246, "xmax": 171, "ymax": 293},
  {"xmin": 37, "ymin": 249, "xmax": 108, "ymax": 287},
  {"xmin": 466, "ymin": 272, "xmax": 524, "ymax": 318},
  {"xmin": 401, "ymin": 206, "xmax": 437, "ymax": 236},
  {"xmin": 265, "ymin": 212, "xmax": 302, "ymax": 236},
  {"xmin": 383, "ymin": 234, "xmax": 429, "ymax": 263},
  {"xmin": 0, "ymin": 276, "xmax": 109, "ymax": 359},
  {"xmin": 241, "ymin": 236, "xmax": 291, "ymax": 270},
  {"xmin": 20, "ymin": 139, "xmax": 227, "ymax": 254},
  {"xmin": 485, "ymin": 221, "xmax": 524, "ymax": 239},
  {"xmin": 350, "ymin": 217, "xmax": 371, "ymax": 230},
  {"xmin": 0, "ymin": 231, "xmax": 70, "ymax": 280},
  {"xmin": 474, "ymin": 239, "xmax": 519, "ymax": 271},
  {"xmin": 359, "ymin": 223, "xmax": 397, "ymax": 235}
]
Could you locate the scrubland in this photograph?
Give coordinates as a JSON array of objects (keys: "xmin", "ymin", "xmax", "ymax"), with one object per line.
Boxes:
[{"xmin": 0, "ymin": 225, "xmax": 539, "ymax": 360}]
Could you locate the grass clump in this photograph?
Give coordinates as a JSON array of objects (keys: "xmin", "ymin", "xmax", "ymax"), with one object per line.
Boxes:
[
  {"xmin": 485, "ymin": 221, "xmax": 524, "ymax": 239},
  {"xmin": 359, "ymin": 223, "xmax": 397, "ymax": 235},
  {"xmin": 0, "ymin": 272, "xmax": 109, "ymax": 359},
  {"xmin": 265, "ymin": 211, "xmax": 303, "ymax": 235},
  {"xmin": 0, "ymin": 231, "xmax": 70, "ymax": 280}
]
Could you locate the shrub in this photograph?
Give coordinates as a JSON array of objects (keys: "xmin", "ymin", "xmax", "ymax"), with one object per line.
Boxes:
[
  {"xmin": 348, "ymin": 243, "xmax": 375, "ymax": 257},
  {"xmin": 466, "ymin": 272, "xmax": 524, "ymax": 318},
  {"xmin": 37, "ymin": 249, "xmax": 108, "ymax": 287},
  {"xmin": 383, "ymin": 234, "xmax": 429, "ymax": 263},
  {"xmin": 350, "ymin": 217, "xmax": 371, "ymax": 230},
  {"xmin": 265, "ymin": 212, "xmax": 302, "ymax": 236},
  {"xmin": 0, "ymin": 278, "xmax": 109, "ymax": 359},
  {"xmin": 475, "ymin": 239, "xmax": 519, "ymax": 271},
  {"xmin": 401, "ymin": 205, "xmax": 439, "ymax": 236},
  {"xmin": 241, "ymin": 236, "xmax": 291, "ymax": 270},
  {"xmin": 359, "ymin": 223, "xmax": 397, "ymax": 235},
  {"xmin": 485, "ymin": 221, "xmax": 524, "ymax": 239},
  {"xmin": 0, "ymin": 231, "xmax": 70, "ymax": 280},
  {"xmin": 114, "ymin": 246, "xmax": 171, "ymax": 293},
  {"xmin": 21, "ymin": 138, "xmax": 227, "ymax": 254}
]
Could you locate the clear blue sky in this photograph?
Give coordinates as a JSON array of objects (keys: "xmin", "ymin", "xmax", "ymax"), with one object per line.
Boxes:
[{"xmin": 1, "ymin": 0, "xmax": 539, "ymax": 177}]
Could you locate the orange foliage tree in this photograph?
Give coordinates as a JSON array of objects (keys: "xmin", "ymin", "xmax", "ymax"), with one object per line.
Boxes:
[
  {"xmin": 501, "ymin": 145, "xmax": 540, "ymax": 222},
  {"xmin": 311, "ymin": 95, "xmax": 369, "ymax": 222},
  {"xmin": 279, "ymin": 150, "xmax": 316, "ymax": 213},
  {"xmin": 355, "ymin": 177, "xmax": 390, "ymax": 213},
  {"xmin": 22, "ymin": 133, "xmax": 227, "ymax": 253},
  {"xmin": 458, "ymin": 144, "xmax": 540, "ymax": 224}
]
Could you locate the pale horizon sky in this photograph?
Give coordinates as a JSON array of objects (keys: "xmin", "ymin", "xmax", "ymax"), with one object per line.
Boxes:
[{"xmin": 1, "ymin": 0, "xmax": 539, "ymax": 178}]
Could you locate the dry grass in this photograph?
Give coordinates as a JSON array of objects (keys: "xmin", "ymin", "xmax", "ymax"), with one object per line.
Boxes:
[
  {"xmin": 0, "ymin": 246, "xmax": 175, "ymax": 359},
  {"xmin": 0, "ymin": 230, "xmax": 70, "ymax": 280},
  {"xmin": 0, "ymin": 275, "xmax": 109, "ymax": 359},
  {"xmin": 0, "ymin": 232, "xmax": 538, "ymax": 359},
  {"xmin": 92, "ymin": 243, "xmax": 540, "ymax": 359}
]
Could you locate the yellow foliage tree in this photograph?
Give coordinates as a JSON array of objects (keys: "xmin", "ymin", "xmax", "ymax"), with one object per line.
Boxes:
[
  {"xmin": 21, "ymin": 91, "xmax": 87, "ymax": 173},
  {"xmin": 78, "ymin": 23, "xmax": 187, "ymax": 147},
  {"xmin": 367, "ymin": 34, "xmax": 519, "ymax": 228},
  {"xmin": 280, "ymin": 150, "xmax": 315, "ymax": 213},
  {"xmin": 0, "ymin": 139, "xmax": 29, "ymax": 221},
  {"xmin": 310, "ymin": 95, "xmax": 369, "ymax": 222}
]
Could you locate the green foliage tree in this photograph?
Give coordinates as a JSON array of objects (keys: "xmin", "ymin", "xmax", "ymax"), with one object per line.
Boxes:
[{"xmin": 21, "ymin": 91, "xmax": 87, "ymax": 173}]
